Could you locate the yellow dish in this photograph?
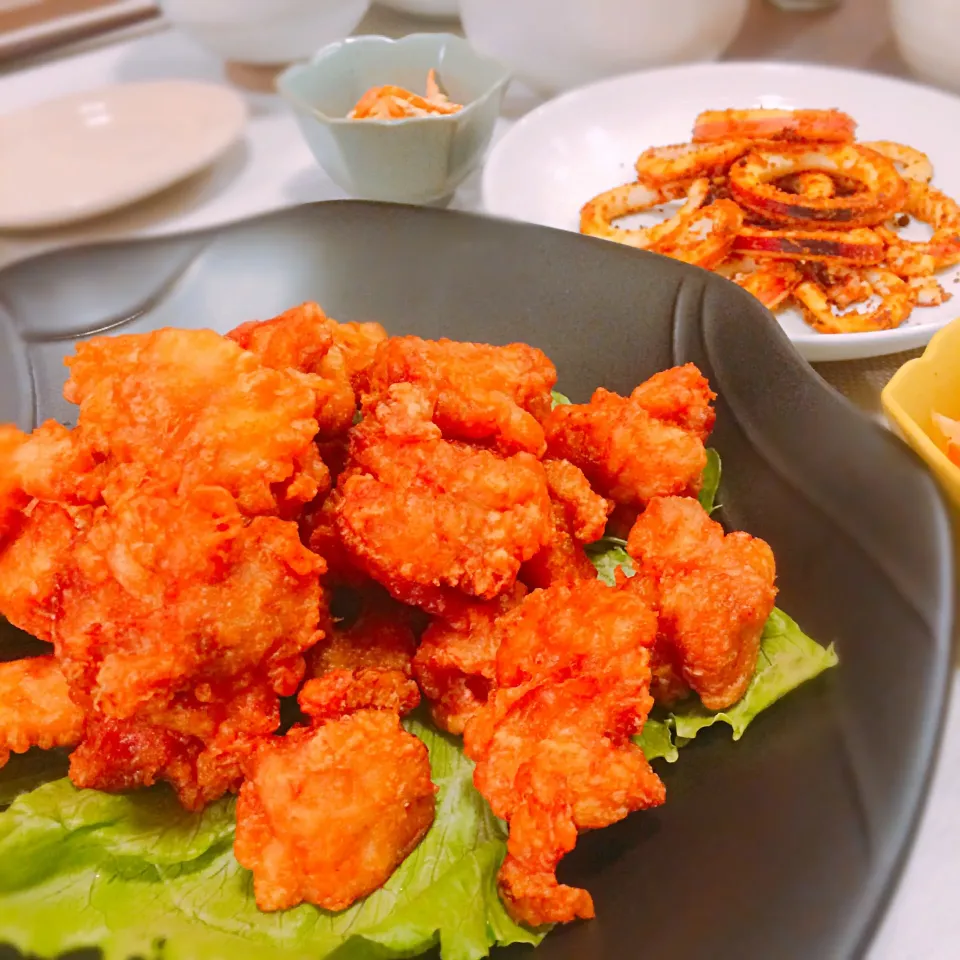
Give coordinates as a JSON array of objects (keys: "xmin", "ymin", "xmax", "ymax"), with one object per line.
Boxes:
[{"xmin": 882, "ymin": 316, "xmax": 960, "ymax": 512}]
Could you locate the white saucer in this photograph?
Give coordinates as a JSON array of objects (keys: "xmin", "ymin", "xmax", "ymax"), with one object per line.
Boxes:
[
  {"xmin": 0, "ymin": 80, "xmax": 247, "ymax": 231},
  {"xmin": 482, "ymin": 62, "xmax": 960, "ymax": 363}
]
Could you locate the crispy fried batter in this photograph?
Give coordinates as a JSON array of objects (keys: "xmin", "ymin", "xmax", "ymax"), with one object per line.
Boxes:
[
  {"xmin": 464, "ymin": 580, "xmax": 664, "ymax": 926},
  {"xmin": 361, "ymin": 336, "xmax": 557, "ymax": 455},
  {"xmin": 520, "ymin": 460, "xmax": 611, "ymax": 589},
  {"xmin": 337, "ymin": 384, "xmax": 553, "ymax": 610},
  {"xmin": 413, "ymin": 584, "xmax": 526, "ymax": 734},
  {"xmin": 227, "ymin": 302, "xmax": 386, "ymax": 440},
  {"xmin": 0, "ymin": 656, "xmax": 85, "ymax": 768},
  {"xmin": 627, "ymin": 496, "xmax": 777, "ymax": 709},
  {"xmin": 308, "ymin": 588, "xmax": 417, "ymax": 678},
  {"xmin": 300, "ymin": 668, "xmax": 420, "ymax": 718},
  {"xmin": 544, "ymin": 366, "xmax": 714, "ymax": 508},
  {"xmin": 629, "ymin": 364, "xmax": 717, "ymax": 442},
  {"xmin": 235, "ymin": 679, "xmax": 435, "ymax": 912},
  {"xmin": 71, "ymin": 683, "xmax": 282, "ymax": 810},
  {"xmin": 54, "ymin": 485, "xmax": 324, "ymax": 721},
  {"xmin": 63, "ymin": 328, "xmax": 325, "ymax": 516}
]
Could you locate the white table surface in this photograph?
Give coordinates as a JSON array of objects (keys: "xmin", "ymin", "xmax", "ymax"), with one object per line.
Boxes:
[{"xmin": 0, "ymin": 2, "xmax": 957, "ymax": 957}]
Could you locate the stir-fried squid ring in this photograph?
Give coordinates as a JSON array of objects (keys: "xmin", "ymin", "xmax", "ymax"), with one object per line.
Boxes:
[
  {"xmin": 860, "ymin": 141, "xmax": 933, "ymax": 184},
  {"xmin": 732, "ymin": 226, "xmax": 885, "ymax": 265},
  {"xmin": 715, "ymin": 257, "xmax": 802, "ymax": 311},
  {"xmin": 652, "ymin": 199, "xmax": 744, "ymax": 270},
  {"xmin": 692, "ymin": 108, "xmax": 856, "ymax": 144},
  {"xmin": 580, "ymin": 179, "xmax": 710, "ymax": 249},
  {"xmin": 909, "ymin": 275, "xmax": 952, "ymax": 307},
  {"xmin": 794, "ymin": 269, "xmax": 915, "ymax": 334},
  {"xmin": 634, "ymin": 140, "xmax": 750, "ymax": 187},
  {"xmin": 791, "ymin": 171, "xmax": 837, "ymax": 200},
  {"xmin": 878, "ymin": 181, "xmax": 960, "ymax": 276},
  {"xmin": 729, "ymin": 144, "xmax": 907, "ymax": 227}
]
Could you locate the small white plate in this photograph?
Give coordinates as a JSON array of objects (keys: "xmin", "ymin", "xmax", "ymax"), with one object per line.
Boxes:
[
  {"xmin": 0, "ymin": 80, "xmax": 247, "ymax": 231},
  {"xmin": 482, "ymin": 62, "xmax": 960, "ymax": 363}
]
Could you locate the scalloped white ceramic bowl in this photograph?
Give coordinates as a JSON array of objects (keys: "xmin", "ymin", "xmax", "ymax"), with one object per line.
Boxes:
[{"xmin": 277, "ymin": 33, "xmax": 510, "ymax": 205}]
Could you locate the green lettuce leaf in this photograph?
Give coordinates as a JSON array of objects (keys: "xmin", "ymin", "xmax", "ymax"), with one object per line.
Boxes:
[
  {"xmin": 698, "ymin": 448, "xmax": 722, "ymax": 514},
  {"xmin": 635, "ymin": 718, "xmax": 678, "ymax": 764},
  {"xmin": 0, "ymin": 748, "xmax": 70, "ymax": 809},
  {"xmin": 550, "ymin": 390, "xmax": 571, "ymax": 409},
  {"xmin": 0, "ymin": 716, "xmax": 542, "ymax": 960},
  {"xmin": 584, "ymin": 538, "xmax": 633, "ymax": 586},
  {"xmin": 586, "ymin": 534, "xmax": 838, "ymax": 761},
  {"xmin": 670, "ymin": 609, "xmax": 838, "ymax": 742}
]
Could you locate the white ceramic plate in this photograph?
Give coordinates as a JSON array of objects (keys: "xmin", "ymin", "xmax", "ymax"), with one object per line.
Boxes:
[
  {"xmin": 0, "ymin": 80, "xmax": 247, "ymax": 230},
  {"xmin": 483, "ymin": 62, "xmax": 960, "ymax": 362}
]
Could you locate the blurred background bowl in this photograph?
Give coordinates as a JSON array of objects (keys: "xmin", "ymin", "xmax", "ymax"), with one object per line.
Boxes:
[
  {"xmin": 277, "ymin": 33, "xmax": 509, "ymax": 205},
  {"xmin": 156, "ymin": 0, "xmax": 371, "ymax": 66},
  {"xmin": 378, "ymin": 0, "xmax": 460, "ymax": 19},
  {"xmin": 889, "ymin": 0, "xmax": 960, "ymax": 94},
  {"xmin": 459, "ymin": 0, "xmax": 749, "ymax": 95}
]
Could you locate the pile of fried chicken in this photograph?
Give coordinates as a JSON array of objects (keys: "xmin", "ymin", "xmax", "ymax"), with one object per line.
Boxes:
[{"xmin": 0, "ymin": 303, "xmax": 777, "ymax": 928}]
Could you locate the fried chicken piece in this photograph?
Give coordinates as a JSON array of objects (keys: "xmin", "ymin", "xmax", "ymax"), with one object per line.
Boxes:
[
  {"xmin": 413, "ymin": 583, "xmax": 526, "ymax": 734},
  {"xmin": 299, "ymin": 667, "xmax": 420, "ymax": 718},
  {"xmin": 63, "ymin": 328, "xmax": 324, "ymax": 516},
  {"xmin": 627, "ymin": 496, "xmax": 777, "ymax": 710},
  {"xmin": 0, "ymin": 656, "xmax": 85, "ymax": 768},
  {"xmin": 463, "ymin": 579, "xmax": 664, "ymax": 926},
  {"xmin": 0, "ymin": 501, "xmax": 88, "ymax": 643},
  {"xmin": 55, "ymin": 485, "xmax": 324, "ymax": 721},
  {"xmin": 308, "ymin": 587, "xmax": 417, "ymax": 678},
  {"xmin": 520, "ymin": 460, "xmax": 611, "ymax": 589},
  {"xmin": 227, "ymin": 302, "xmax": 385, "ymax": 440},
  {"xmin": 337, "ymin": 384, "xmax": 553, "ymax": 610},
  {"xmin": 629, "ymin": 364, "xmax": 716, "ymax": 442},
  {"xmin": 361, "ymin": 336, "xmax": 557, "ymax": 455},
  {"xmin": 70, "ymin": 683, "xmax": 280, "ymax": 810},
  {"xmin": 235, "ymin": 679, "xmax": 435, "ymax": 912},
  {"xmin": 544, "ymin": 365, "xmax": 716, "ymax": 508}
]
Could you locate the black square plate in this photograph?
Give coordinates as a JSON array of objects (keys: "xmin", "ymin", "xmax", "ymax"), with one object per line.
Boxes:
[{"xmin": 0, "ymin": 201, "xmax": 953, "ymax": 959}]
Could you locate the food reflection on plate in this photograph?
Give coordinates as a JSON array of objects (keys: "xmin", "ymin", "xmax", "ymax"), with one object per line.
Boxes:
[
  {"xmin": 0, "ymin": 303, "xmax": 836, "ymax": 958},
  {"xmin": 581, "ymin": 107, "xmax": 960, "ymax": 335}
]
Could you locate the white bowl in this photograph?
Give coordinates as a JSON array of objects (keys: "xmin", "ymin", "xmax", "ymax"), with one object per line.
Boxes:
[
  {"xmin": 157, "ymin": 0, "xmax": 371, "ymax": 65},
  {"xmin": 378, "ymin": 0, "xmax": 459, "ymax": 17},
  {"xmin": 890, "ymin": 0, "xmax": 960, "ymax": 94},
  {"xmin": 459, "ymin": 0, "xmax": 749, "ymax": 95}
]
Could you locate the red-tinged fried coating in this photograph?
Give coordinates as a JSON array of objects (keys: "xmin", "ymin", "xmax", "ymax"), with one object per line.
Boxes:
[
  {"xmin": 466, "ymin": 677, "xmax": 664, "ymax": 926},
  {"xmin": 337, "ymin": 384, "xmax": 553, "ymax": 609},
  {"xmin": 235, "ymin": 708, "xmax": 435, "ymax": 912},
  {"xmin": 627, "ymin": 496, "xmax": 777, "ymax": 710},
  {"xmin": 542, "ymin": 459, "xmax": 612, "ymax": 543},
  {"xmin": 361, "ymin": 336, "xmax": 557, "ymax": 455},
  {"xmin": 521, "ymin": 460, "xmax": 611, "ymax": 589},
  {"xmin": 493, "ymin": 578, "xmax": 658, "ymax": 688},
  {"xmin": 70, "ymin": 683, "xmax": 280, "ymax": 809},
  {"xmin": 63, "ymin": 328, "xmax": 324, "ymax": 516},
  {"xmin": 299, "ymin": 669, "xmax": 420, "ymax": 719},
  {"xmin": 629, "ymin": 363, "xmax": 717, "ymax": 443},
  {"xmin": 0, "ymin": 656, "xmax": 85, "ymax": 768},
  {"xmin": 308, "ymin": 589, "xmax": 417, "ymax": 678},
  {"xmin": 227, "ymin": 302, "xmax": 385, "ymax": 440},
  {"xmin": 463, "ymin": 579, "xmax": 664, "ymax": 926},
  {"xmin": 413, "ymin": 583, "xmax": 526, "ymax": 734},
  {"xmin": 54, "ymin": 485, "xmax": 324, "ymax": 721},
  {"xmin": 0, "ymin": 502, "xmax": 88, "ymax": 643},
  {"xmin": 545, "ymin": 380, "xmax": 711, "ymax": 508},
  {"xmin": 300, "ymin": 490, "xmax": 367, "ymax": 586}
]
